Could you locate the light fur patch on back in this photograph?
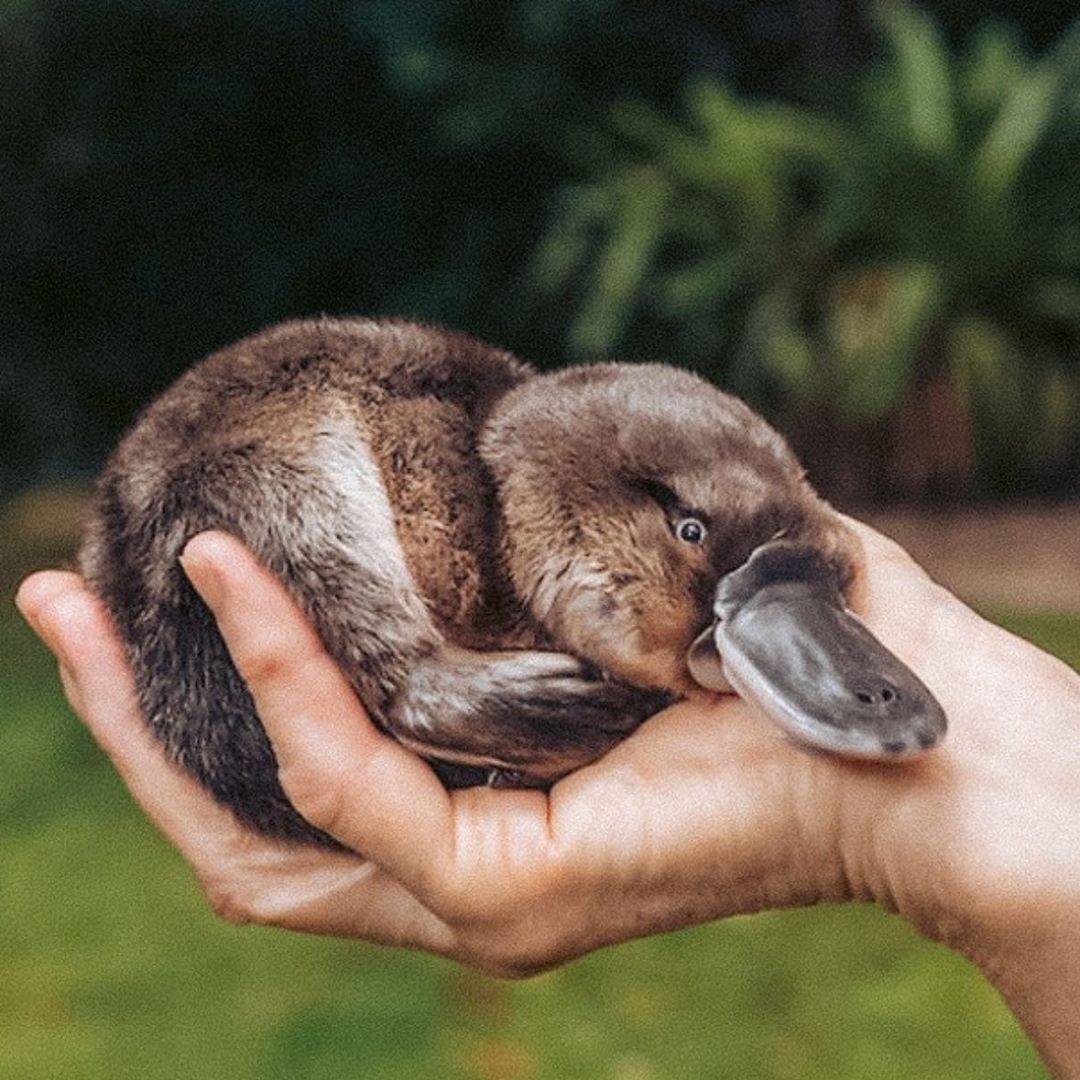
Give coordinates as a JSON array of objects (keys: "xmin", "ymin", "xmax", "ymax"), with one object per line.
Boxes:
[{"xmin": 308, "ymin": 418, "xmax": 424, "ymax": 592}]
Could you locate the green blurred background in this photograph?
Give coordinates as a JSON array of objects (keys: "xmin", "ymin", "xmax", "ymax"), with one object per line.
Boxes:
[{"xmin": 2, "ymin": 1, "xmax": 1078, "ymax": 1076}]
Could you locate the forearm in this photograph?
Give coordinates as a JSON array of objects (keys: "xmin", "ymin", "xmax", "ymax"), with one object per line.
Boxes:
[
  {"xmin": 863, "ymin": 599, "xmax": 1080, "ymax": 1077},
  {"xmin": 993, "ymin": 930, "xmax": 1080, "ymax": 1079}
]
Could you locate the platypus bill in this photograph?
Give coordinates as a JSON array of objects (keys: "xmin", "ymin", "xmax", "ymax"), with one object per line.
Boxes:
[{"xmin": 80, "ymin": 317, "xmax": 946, "ymax": 846}]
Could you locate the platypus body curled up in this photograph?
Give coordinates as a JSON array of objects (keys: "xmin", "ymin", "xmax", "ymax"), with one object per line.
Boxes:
[{"xmin": 80, "ymin": 318, "xmax": 947, "ymax": 846}]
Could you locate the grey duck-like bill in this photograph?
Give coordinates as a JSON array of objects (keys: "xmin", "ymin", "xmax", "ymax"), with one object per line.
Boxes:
[{"xmin": 689, "ymin": 540, "xmax": 947, "ymax": 760}]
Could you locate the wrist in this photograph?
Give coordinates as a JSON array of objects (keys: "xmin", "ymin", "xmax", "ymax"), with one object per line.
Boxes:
[{"xmin": 840, "ymin": 595, "xmax": 1080, "ymax": 1073}]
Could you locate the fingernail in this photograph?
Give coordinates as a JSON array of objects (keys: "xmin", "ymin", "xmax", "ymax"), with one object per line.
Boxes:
[{"xmin": 179, "ymin": 536, "xmax": 226, "ymax": 606}]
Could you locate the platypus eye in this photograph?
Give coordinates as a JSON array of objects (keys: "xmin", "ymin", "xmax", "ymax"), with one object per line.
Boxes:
[{"xmin": 675, "ymin": 517, "xmax": 707, "ymax": 545}]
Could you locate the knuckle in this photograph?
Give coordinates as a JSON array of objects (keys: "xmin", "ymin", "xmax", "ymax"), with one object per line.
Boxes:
[
  {"xmin": 198, "ymin": 875, "xmax": 253, "ymax": 927},
  {"xmin": 236, "ymin": 639, "xmax": 293, "ymax": 684},
  {"xmin": 432, "ymin": 888, "xmax": 504, "ymax": 930},
  {"xmin": 437, "ymin": 885, "xmax": 570, "ymax": 978},
  {"xmin": 235, "ymin": 629, "xmax": 322, "ymax": 687},
  {"xmin": 280, "ymin": 764, "xmax": 350, "ymax": 836},
  {"xmin": 459, "ymin": 935, "xmax": 563, "ymax": 980}
]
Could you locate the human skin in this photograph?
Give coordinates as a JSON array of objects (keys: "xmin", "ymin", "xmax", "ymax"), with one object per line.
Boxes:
[{"xmin": 13, "ymin": 521, "xmax": 1080, "ymax": 1076}]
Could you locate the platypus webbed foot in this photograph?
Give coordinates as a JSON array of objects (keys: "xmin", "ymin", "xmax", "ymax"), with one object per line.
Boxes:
[{"xmin": 386, "ymin": 648, "xmax": 672, "ymax": 786}]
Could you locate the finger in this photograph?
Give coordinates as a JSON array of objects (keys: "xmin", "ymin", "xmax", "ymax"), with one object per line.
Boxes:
[
  {"xmin": 16, "ymin": 574, "xmax": 275, "ymax": 858},
  {"xmin": 227, "ymin": 847, "xmax": 459, "ymax": 954},
  {"xmin": 179, "ymin": 531, "xmax": 455, "ymax": 895},
  {"xmin": 839, "ymin": 515, "xmax": 930, "ymax": 579}
]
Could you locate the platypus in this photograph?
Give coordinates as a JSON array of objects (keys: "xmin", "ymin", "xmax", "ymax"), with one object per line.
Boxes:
[{"xmin": 79, "ymin": 317, "xmax": 946, "ymax": 846}]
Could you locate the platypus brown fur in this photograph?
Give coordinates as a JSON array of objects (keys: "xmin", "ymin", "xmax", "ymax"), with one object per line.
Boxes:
[{"xmin": 80, "ymin": 316, "xmax": 940, "ymax": 847}]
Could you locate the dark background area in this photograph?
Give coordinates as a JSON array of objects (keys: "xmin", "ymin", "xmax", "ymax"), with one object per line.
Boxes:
[{"xmin": 2, "ymin": 0, "xmax": 1077, "ymax": 500}]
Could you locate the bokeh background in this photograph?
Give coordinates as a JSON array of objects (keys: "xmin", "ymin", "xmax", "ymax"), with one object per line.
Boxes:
[{"xmin": 1, "ymin": 1, "xmax": 1077, "ymax": 1077}]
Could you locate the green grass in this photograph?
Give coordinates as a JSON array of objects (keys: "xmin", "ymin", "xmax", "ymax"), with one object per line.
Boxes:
[{"xmin": 3, "ymin": 539, "xmax": 1075, "ymax": 1080}]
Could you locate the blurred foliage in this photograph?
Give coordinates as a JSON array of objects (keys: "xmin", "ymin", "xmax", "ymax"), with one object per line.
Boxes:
[
  {"xmin": 1, "ymin": 0, "xmax": 1077, "ymax": 502},
  {"xmin": 528, "ymin": 1, "xmax": 1080, "ymax": 499},
  {"xmin": 0, "ymin": 0, "xmax": 693, "ymax": 493}
]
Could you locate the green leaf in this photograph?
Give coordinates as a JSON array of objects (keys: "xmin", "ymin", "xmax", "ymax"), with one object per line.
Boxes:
[
  {"xmin": 526, "ymin": 184, "xmax": 611, "ymax": 296},
  {"xmin": 569, "ymin": 166, "xmax": 670, "ymax": 354},
  {"xmin": 656, "ymin": 252, "xmax": 741, "ymax": 317},
  {"xmin": 827, "ymin": 263, "xmax": 944, "ymax": 418},
  {"xmin": 1035, "ymin": 367, "xmax": 1080, "ymax": 458},
  {"xmin": 746, "ymin": 102, "xmax": 856, "ymax": 168},
  {"xmin": 687, "ymin": 82, "xmax": 782, "ymax": 228},
  {"xmin": 948, "ymin": 316, "xmax": 1029, "ymax": 439},
  {"xmin": 744, "ymin": 289, "xmax": 817, "ymax": 397},
  {"xmin": 971, "ymin": 66, "xmax": 1061, "ymax": 207},
  {"xmin": 874, "ymin": 0, "xmax": 956, "ymax": 157},
  {"xmin": 960, "ymin": 21, "xmax": 1027, "ymax": 115},
  {"xmin": 1030, "ymin": 278, "xmax": 1080, "ymax": 324},
  {"xmin": 610, "ymin": 100, "xmax": 720, "ymax": 190},
  {"xmin": 971, "ymin": 15, "xmax": 1080, "ymax": 205},
  {"xmin": 612, "ymin": 88, "xmax": 776, "ymax": 232}
]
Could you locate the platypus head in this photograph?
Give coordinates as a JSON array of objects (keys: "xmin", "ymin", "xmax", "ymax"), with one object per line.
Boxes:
[{"xmin": 480, "ymin": 362, "xmax": 946, "ymax": 760}]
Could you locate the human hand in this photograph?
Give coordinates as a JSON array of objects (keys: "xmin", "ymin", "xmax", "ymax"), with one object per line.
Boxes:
[
  {"xmin": 14, "ymin": 522, "xmax": 1080, "ymax": 1069},
  {"xmin": 17, "ymin": 535, "xmax": 852, "ymax": 969}
]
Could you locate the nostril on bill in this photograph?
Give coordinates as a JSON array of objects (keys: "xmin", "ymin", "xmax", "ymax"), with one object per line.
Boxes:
[
  {"xmin": 855, "ymin": 685, "xmax": 900, "ymax": 707},
  {"xmin": 881, "ymin": 738, "xmax": 907, "ymax": 755}
]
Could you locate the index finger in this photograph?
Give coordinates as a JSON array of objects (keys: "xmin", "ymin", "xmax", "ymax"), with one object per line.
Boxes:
[{"xmin": 179, "ymin": 531, "xmax": 455, "ymax": 895}]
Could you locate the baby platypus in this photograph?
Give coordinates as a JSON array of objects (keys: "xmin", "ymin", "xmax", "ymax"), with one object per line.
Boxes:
[{"xmin": 80, "ymin": 317, "xmax": 946, "ymax": 846}]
